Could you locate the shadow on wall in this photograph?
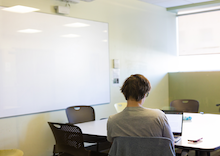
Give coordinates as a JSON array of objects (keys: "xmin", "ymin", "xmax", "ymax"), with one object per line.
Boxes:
[
  {"xmin": 19, "ymin": 110, "xmax": 67, "ymax": 156},
  {"xmin": 0, "ymin": 116, "xmax": 20, "ymax": 148},
  {"xmin": 168, "ymin": 72, "xmax": 220, "ymax": 114},
  {"xmin": 143, "ymin": 73, "xmax": 170, "ymax": 110}
]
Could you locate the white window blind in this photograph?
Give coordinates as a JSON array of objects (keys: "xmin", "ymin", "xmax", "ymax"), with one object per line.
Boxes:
[{"xmin": 178, "ymin": 10, "xmax": 220, "ymax": 56}]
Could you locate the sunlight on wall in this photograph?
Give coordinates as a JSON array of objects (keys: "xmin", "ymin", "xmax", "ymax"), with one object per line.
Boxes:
[{"xmin": 177, "ymin": 54, "xmax": 220, "ymax": 72}]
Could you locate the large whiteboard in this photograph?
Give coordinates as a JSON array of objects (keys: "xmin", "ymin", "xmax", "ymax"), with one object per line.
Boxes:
[{"xmin": 0, "ymin": 6, "xmax": 110, "ymax": 118}]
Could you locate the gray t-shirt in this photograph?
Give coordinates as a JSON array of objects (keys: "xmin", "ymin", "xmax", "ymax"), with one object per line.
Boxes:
[{"xmin": 107, "ymin": 106, "xmax": 174, "ymax": 142}]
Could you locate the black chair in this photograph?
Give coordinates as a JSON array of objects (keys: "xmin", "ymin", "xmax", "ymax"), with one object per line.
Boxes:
[
  {"xmin": 216, "ymin": 104, "xmax": 220, "ymax": 112},
  {"xmin": 48, "ymin": 122, "xmax": 108, "ymax": 156},
  {"xmin": 65, "ymin": 106, "xmax": 110, "ymax": 152},
  {"xmin": 66, "ymin": 106, "xmax": 95, "ymax": 124},
  {"xmin": 170, "ymin": 99, "xmax": 199, "ymax": 113},
  {"xmin": 108, "ymin": 136, "xmax": 175, "ymax": 156}
]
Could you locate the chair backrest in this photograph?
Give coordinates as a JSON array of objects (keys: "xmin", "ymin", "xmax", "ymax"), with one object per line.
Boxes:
[
  {"xmin": 170, "ymin": 99, "xmax": 199, "ymax": 113},
  {"xmin": 114, "ymin": 103, "xmax": 127, "ymax": 113},
  {"xmin": 48, "ymin": 122, "xmax": 89, "ymax": 156},
  {"xmin": 0, "ymin": 149, "xmax": 24, "ymax": 156},
  {"xmin": 108, "ymin": 136, "xmax": 175, "ymax": 156},
  {"xmin": 66, "ymin": 106, "xmax": 95, "ymax": 124}
]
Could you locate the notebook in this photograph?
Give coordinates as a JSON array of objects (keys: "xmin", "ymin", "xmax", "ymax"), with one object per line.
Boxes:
[{"xmin": 163, "ymin": 110, "xmax": 183, "ymax": 143}]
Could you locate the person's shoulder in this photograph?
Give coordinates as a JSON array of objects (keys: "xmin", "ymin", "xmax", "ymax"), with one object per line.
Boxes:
[
  {"xmin": 152, "ymin": 108, "xmax": 165, "ymax": 114},
  {"xmin": 143, "ymin": 107, "xmax": 165, "ymax": 117},
  {"xmin": 108, "ymin": 112, "xmax": 122, "ymax": 121},
  {"xmin": 143, "ymin": 107, "xmax": 162, "ymax": 112}
]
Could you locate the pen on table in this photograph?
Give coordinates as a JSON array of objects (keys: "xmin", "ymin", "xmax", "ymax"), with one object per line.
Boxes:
[{"xmin": 188, "ymin": 138, "xmax": 203, "ymax": 143}]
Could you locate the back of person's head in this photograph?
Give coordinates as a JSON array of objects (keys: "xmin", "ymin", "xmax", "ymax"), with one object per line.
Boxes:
[{"xmin": 121, "ymin": 74, "xmax": 151, "ymax": 101}]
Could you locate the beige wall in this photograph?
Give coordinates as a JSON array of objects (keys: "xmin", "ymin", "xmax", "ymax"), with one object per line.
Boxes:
[
  {"xmin": 169, "ymin": 72, "xmax": 220, "ymax": 114},
  {"xmin": 0, "ymin": 0, "xmax": 177, "ymax": 155}
]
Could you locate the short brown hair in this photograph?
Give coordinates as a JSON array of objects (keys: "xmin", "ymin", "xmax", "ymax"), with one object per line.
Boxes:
[{"xmin": 121, "ymin": 74, "xmax": 151, "ymax": 101}]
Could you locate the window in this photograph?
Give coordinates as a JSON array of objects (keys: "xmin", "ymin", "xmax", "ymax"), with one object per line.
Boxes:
[
  {"xmin": 176, "ymin": 10, "xmax": 220, "ymax": 72},
  {"xmin": 178, "ymin": 10, "xmax": 220, "ymax": 56}
]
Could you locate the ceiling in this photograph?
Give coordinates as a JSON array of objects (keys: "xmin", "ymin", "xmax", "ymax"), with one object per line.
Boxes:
[{"xmin": 139, "ymin": 0, "xmax": 215, "ymax": 8}]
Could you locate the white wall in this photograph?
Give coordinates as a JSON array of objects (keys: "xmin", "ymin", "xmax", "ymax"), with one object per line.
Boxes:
[{"xmin": 0, "ymin": 0, "xmax": 177, "ymax": 155}]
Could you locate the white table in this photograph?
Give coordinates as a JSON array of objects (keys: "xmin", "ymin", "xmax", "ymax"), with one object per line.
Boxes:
[
  {"xmin": 176, "ymin": 113, "xmax": 220, "ymax": 156},
  {"xmin": 75, "ymin": 113, "xmax": 220, "ymax": 156},
  {"xmin": 75, "ymin": 119, "xmax": 107, "ymax": 136}
]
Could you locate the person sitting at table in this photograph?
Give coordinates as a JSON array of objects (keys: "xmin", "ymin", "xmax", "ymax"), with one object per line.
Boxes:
[{"xmin": 107, "ymin": 74, "xmax": 174, "ymax": 143}]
